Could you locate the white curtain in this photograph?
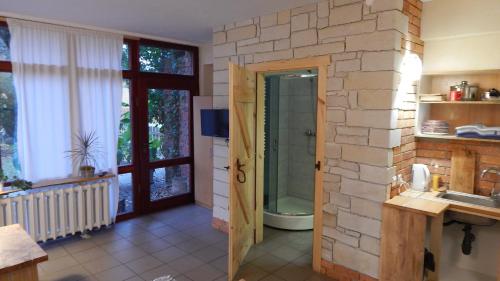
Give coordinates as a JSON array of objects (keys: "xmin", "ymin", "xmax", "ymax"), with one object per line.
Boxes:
[{"xmin": 8, "ymin": 19, "xmax": 123, "ymax": 220}]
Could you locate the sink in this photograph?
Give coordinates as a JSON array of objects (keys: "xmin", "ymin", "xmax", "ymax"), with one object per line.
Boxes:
[
  {"xmin": 437, "ymin": 191, "xmax": 499, "ymax": 225},
  {"xmin": 438, "ymin": 191, "xmax": 500, "ymax": 208}
]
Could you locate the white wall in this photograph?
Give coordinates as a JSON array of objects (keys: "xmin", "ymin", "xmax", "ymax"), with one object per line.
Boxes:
[
  {"xmin": 422, "ymin": 0, "xmax": 500, "ymax": 73},
  {"xmin": 199, "ymin": 43, "xmax": 214, "ymax": 96}
]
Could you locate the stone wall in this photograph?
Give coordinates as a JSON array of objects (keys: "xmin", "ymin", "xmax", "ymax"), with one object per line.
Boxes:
[{"xmin": 211, "ymin": 0, "xmax": 409, "ymax": 279}]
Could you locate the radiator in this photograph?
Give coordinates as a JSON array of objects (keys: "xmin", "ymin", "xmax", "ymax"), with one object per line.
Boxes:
[{"xmin": 0, "ymin": 181, "xmax": 111, "ymax": 242}]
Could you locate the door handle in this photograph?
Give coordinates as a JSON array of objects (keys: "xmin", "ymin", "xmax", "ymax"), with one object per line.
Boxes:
[
  {"xmin": 236, "ymin": 158, "xmax": 246, "ymax": 183},
  {"xmin": 315, "ymin": 161, "xmax": 321, "ymax": 171}
]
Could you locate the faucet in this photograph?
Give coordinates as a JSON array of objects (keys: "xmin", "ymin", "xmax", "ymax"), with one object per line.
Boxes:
[{"xmin": 480, "ymin": 167, "xmax": 500, "ymax": 199}]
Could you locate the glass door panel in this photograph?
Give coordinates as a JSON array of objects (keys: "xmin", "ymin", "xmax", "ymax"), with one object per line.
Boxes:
[
  {"xmin": 150, "ymin": 164, "xmax": 191, "ymax": 201},
  {"xmin": 143, "ymin": 85, "xmax": 194, "ymax": 209},
  {"xmin": 148, "ymin": 89, "xmax": 190, "ymax": 161},
  {"xmin": 117, "ymin": 79, "xmax": 135, "ymax": 216}
]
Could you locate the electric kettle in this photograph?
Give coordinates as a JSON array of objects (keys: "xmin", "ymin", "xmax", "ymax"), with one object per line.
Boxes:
[{"xmin": 412, "ymin": 164, "xmax": 431, "ymax": 191}]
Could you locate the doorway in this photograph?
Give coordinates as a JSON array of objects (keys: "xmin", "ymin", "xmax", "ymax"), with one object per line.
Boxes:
[
  {"xmin": 263, "ymin": 70, "xmax": 318, "ymax": 231},
  {"xmin": 233, "ymin": 69, "xmax": 322, "ymax": 281},
  {"xmin": 116, "ymin": 39, "xmax": 198, "ymax": 220},
  {"xmin": 228, "ymin": 56, "xmax": 330, "ymax": 280}
]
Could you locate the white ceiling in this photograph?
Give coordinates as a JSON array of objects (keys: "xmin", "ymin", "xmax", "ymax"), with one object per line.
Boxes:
[{"xmin": 0, "ymin": 0, "xmax": 319, "ymax": 44}]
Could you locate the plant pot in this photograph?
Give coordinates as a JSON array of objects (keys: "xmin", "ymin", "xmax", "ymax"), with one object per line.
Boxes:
[{"xmin": 80, "ymin": 166, "xmax": 95, "ymax": 178}]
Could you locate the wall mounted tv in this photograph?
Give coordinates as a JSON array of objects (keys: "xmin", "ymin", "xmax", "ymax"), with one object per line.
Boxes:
[{"xmin": 200, "ymin": 109, "xmax": 229, "ymax": 138}]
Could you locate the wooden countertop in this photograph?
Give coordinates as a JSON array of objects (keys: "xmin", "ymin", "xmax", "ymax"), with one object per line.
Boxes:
[
  {"xmin": 384, "ymin": 195, "xmax": 449, "ymax": 217},
  {"xmin": 395, "ymin": 190, "xmax": 500, "ymax": 221},
  {"xmin": 0, "ymin": 224, "xmax": 48, "ymax": 274}
]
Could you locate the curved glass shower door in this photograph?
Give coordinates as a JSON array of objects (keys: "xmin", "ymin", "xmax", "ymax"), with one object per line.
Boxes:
[{"xmin": 263, "ymin": 70, "xmax": 317, "ymax": 217}]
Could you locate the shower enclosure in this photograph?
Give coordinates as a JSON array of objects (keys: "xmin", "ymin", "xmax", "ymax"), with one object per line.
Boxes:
[{"xmin": 263, "ymin": 70, "xmax": 317, "ymax": 230}]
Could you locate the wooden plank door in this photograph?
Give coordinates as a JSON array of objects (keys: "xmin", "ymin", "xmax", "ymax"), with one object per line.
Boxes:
[{"xmin": 228, "ymin": 63, "xmax": 257, "ymax": 280}]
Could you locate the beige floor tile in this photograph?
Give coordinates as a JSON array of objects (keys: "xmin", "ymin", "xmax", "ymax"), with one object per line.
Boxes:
[
  {"xmin": 172, "ymin": 275, "xmax": 193, "ymax": 281},
  {"xmin": 148, "ymin": 225, "xmax": 178, "ymax": 237},
  {"xmin": 162, "ymin": 232, "xmax": 193, "ymax": 245},
  {"xmin": 100, "ymin": 238, "xmax": 136, "ymax": 253},
  {"xmin": 38, "ymin": 255, "xmax": 79, "ymax": 273},
  {"xmin": 234, "ymin": 263, "xmax": 268, "ymax": 281},
  {"xmin": 39, "ymin": 264, "xmax": 91, "ymax": 281},
  {"xmin": 251, "ymin": 254, "xmax": 288, "ymax": 273},
  {"xmin": 274, "ymin": 263, "xmax": 314, "ymax": 281},
  {"xmin": 139, "ymin": 263, "xmax": 179, "ymax": 281},
  {"xmin": 137, "ymin": 239, "xmax": 171, "ymax": 254},
  {"xmin": 209, "ymin": 255, "xmax": 228, "ymax": 273},
  {"xmin": 126, "ymin": 231, "xmax": 160, "ymax": 246},
  {"xmin": 124, "ymin": 277, "xmax": 145, "ymax": 281},
  {"xmin": 72, "ymin": 247, "xmax": 109, "ymax": 263},
  {"xmin": 82, "ymin": 255, "xmax": 121, "ymax": 274},
  {"xmin": 167, "ymin": 255, "xmax": 204, "ymax": 274},
  {"xmin": 64, "ymin": 239, "xmax": 98, "ymax": 254},
  {"xmin": 91, "ymin": 229, "xmax": 124, "ymax": 245},
  {"xmin": 191, "ymin": 245, "xmax": 226, "ymax": 263},
  {"xmin": 176, "ymin": 238, "xmax": 209, "ymax": 253},
  {"xmin": 152, "ymin": 246, "xmax": 187, "ymax": 263},
  {"xmin": 43, "ymin": 245, "xmax": 70, "ymax": 259},
  {"xmin": 94, "ymin": 265, "xmax": 136, "ymax": 281},
  {"xmin": 184, "ymin": 264, "xmax": 225, "ymax": 281},
  {"xmin": 271, "ymin": 244, "xmax": 305, "ymax": 262},
  {"xmin": 111, "ymin": 246, "xmax": 148, "ymax": 263},
  {"xmin": 260, "ymin": 274, "xmax": 286, "ymax": 281},
  {"xmin": 125, "ymin": 255, "xmax": 163, "ymax": 274},
  {"xmin": 292, "ymin": 254, "xmax": 313, "ymax": 267}
]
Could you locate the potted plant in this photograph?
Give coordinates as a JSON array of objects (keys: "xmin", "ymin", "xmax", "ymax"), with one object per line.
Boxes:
[
  {"xmin": 0, "ymin": 169, "xmax": 7, "ymax": 192},
  {"xmin": 66, "ymin": 131, "xmax": 100, "ymax": 178},
  {"xmin": 10, "ymin": 177, "xmax": 32, "ymax": 191}
]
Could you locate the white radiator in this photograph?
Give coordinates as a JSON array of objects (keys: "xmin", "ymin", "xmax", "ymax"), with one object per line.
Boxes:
[{"xmin": 0, "ymin": 181, "xmax": 111, "ymax": 242}]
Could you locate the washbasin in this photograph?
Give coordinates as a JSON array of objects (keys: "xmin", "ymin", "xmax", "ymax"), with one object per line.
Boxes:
[
  {"xmin": 437, "ymin": 191, "xmax": 499, "ymax": 225},
  {"xmin": 437, "ymin": 191, "xmax": 500, "ymax": 208}
]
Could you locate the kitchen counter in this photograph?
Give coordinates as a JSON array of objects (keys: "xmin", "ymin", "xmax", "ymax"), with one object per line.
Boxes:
[
  {"xmin": 381, "ymin": 189, "xmax": 500, "ymax": 281},
  {"xmin": 398, "ymin": 189, "xmax": 500, "ymax": 221}
]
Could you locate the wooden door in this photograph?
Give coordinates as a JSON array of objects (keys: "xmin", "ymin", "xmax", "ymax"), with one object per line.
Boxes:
[{"xmin": 228, "ymin": 63, "xmax": 257, "ymax": 280}]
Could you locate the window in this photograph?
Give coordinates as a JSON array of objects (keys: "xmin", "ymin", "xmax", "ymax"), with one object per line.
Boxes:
[
  {"xmin": 117, "ymin": 79, "xmax": 132, "ymax": 166},
  {"xmin": 139, "ymin": 45, "xmax": 193, "ymax": 75},
  {"xmin": 0, "ymin": 73, "xmax": 18, "ymax": 179},
  {"xmin": 121, "ymin": 43, "xmax": 130, "ymax": 70},
  {"xmin": 0, "ymin": 26, "xmax": 10, "ymax": 61},
  {"xmin": 0, "ymin": 24, "xmax": 19, "ymax": 179}
]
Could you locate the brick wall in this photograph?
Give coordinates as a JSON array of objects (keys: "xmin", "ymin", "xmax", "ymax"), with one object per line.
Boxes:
[
  {"xmin": 211, "ymin": 0, "xmax": 409, "ymax": 279},
  {"xmin": 416, "ymin": 141, "xmax": 500, "ymax": 196},
  {"xmin": 391, "ymin": 0, "xmax": 423, "ymax": 196}
]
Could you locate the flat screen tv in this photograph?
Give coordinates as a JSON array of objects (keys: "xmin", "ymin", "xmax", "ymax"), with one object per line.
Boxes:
[{"xmin": 200, "ymin": 109, "xmax": 229, "ymax": 138}]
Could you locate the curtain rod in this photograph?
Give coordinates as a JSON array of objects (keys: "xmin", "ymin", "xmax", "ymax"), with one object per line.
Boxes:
[{"xmin": 0, "ymin": 13, "xmax": 199, "ymax": 47}]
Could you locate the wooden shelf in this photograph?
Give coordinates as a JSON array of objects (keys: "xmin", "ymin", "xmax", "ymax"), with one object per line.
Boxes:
[
  {"xmin": 415, "ymin": 134, "xmax": 500, "ymax": 144},
  {"xmin": 422, "ymin": 69, "xmax": 500, "ymax": 76},
  {"xmin": 419, "ymin": 100, "xmax": 500, "ymax": 104}
]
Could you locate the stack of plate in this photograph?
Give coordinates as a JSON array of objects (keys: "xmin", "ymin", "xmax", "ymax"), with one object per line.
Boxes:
[{"xmin": 421, "ymin": 120, "xmax": 449, "ymax": 135}]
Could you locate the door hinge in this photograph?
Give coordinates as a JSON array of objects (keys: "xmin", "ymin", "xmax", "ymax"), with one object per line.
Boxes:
[{"xmin": 315, "ymin": 161, "xmax": 321, "ymax": 171}]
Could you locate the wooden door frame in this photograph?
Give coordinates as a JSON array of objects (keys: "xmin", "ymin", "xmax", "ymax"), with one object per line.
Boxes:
[{"xmin": 246, "ymin": 55, "xmax": 330, "ymax": 273}]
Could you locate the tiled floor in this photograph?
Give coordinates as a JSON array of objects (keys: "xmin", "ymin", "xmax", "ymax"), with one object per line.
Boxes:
[
  {"xmin": 235, "ymin": 227, "xmax": 334, "ymax": 281},
  {"xmin": 37, "ymin": 204, "xmax": 334, "ymax": 281}
]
